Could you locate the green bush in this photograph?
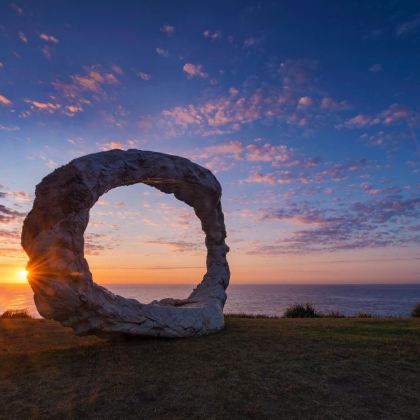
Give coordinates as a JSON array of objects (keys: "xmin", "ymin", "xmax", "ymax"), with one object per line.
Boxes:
[
  {"xmin": 284, "ymin": 303, "xmax": 320, "ymax": 318},
  {"xmin": 0, "ymin": 309, "xmax": 32, "ymax": 319},
  {"xmin": 411, "ymin": 303, "xmax": 420, "ymax": 317}
]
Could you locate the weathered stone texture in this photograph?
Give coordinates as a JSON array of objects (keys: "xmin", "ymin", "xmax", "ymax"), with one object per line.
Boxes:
[{"xmin": 21, "ymin": 150, "xmax": 229, "ymax": 337}]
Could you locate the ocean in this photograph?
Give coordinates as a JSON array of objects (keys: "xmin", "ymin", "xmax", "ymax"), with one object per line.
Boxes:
[{"xmin": 1, "ymin": 283, "xmax": 420, "ymax": 318}]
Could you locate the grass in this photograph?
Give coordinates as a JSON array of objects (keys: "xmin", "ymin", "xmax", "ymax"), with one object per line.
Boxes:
[{"xmin": 0, "ymin": 316, "xmax": 419, "ymax": 419}]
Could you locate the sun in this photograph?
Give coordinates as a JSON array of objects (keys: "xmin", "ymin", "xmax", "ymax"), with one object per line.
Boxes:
[{"xmin": 17, "ymin": 268, "xmax": 29, "ymax": 282}]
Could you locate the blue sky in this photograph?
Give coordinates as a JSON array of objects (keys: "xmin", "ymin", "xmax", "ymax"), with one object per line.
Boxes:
[{"xmin": 1, "ymin": 0, "xmax": 419, "ymax": 284}]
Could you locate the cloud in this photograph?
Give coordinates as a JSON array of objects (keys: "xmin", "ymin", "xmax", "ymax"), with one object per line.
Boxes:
[
  {"xmin": 0, "ymin": 124, "xmax": 19, "ymax": 131},
  {"xmin": 161, "ymin": 88, "xmax": 265, "ymax": 136},
  {"xmin": 243, "ymin": 36, "xmax": 263, "ymax": 48},
  {"xmin": 18, "ymin": 31, "xmax": 28, "ymax": 43},
  {"xmin": 98, "ymin": 139, "xmax": 137, "ymax": 151},
  {"xmin": 63, "ymin": 105, "xmax": 83, "ymax": 116},
  {"xmin": 71, "ymin": 68, "xmax": 118, "ymax": 93},
  {"xmin": 0, "ymin": 190, "xmax": 32, "ymax": 202},
  {"xmin": 192, "ymin": 140, "xmax": 243, "ymax": 160},
  {"xmin": 321, "ymin": 97, "xmax": 351, "ymax": 111},
  {"xmin": 254, "ymin": 193, "xmax": 420, "ymax": 254},
  {"xmin": 344, "ymin": 113, "xmax": 380, "ymax": 128},
  {"xmin": 24, "ymin": 99, "xmax": 61, "ymax": 113},
  {"xmin": 297, "ymin": 96, "xmax": 313, "ymax": 107},
  {"xmin": 52, "ymin": 65, "xmax": 120, "ymax": 108},
  {"xmin": 0, "ymin": 204, "xmax": 26, "ymax": 224},
  {"xmin": 146, "ymin": 238, "xmax": 200, "ymax": 252},
  {"xmin": 41, "ymin": 45, "xmax": 53, "ymax": 60},
  {"xmin": 39, "ymin": 33, "xmax": 59, "ymax": 44},
  {"xmin": 156, "ymin": 48, "xmax": 169, "ymax": 57},
  {"xmin": 369, "ymin": 63, "xmax": 382, "ymax": 73},
  {"xmin": 182, "ymin": 63, "xmax": 208, "ymax": 79},
  {"xmin": 245, "ymin": 143, "xmax": 293, "ymax": 163},
  {"xmin": 203, "ymin": 30, "xmax": 222, "ymax": 40},
  {"xmin": 137, "ymin": 71, "xmax": 151, "ymax": 81},
  {"xmin": 245, "ymin": 172, "xmax": 278, "ymax": 185},
  {"xmin": 396, "ymin": 14, "xmax": 420, "ymax": 37},
  {"xmin": 10, "ymin": 2, "xmax": 24, "ymax": 16},
  {"xmin": 0, "ymin": 94, "xmax": 12, "ymax": 106},
  {"xmin": 161, "ymin": 60, "xmax": 352, "ymax": 138},
  {"xmin": 160, "ymin": 24, "xmax": 175, "ymax": 36},
  {"xmin": 344, "ymin": 104, "xmax": 415, "ymax": 129}
]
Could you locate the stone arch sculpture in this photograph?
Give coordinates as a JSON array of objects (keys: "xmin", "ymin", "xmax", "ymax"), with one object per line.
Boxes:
[{"xmin": 21, "ymin": 149, "xmax": 230, "ymax": 338}]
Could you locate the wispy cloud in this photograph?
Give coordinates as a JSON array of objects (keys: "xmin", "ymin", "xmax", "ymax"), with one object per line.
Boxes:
[
  {"xmin": 369, "ymin": 63, "xmax": 382, "ymax": 73},
  {"xmin": 156, "ymin": 47, "xmax": 169, "ymax": 57},
  {"xmin": 39, "ymin": 33, "xmax": 59, "ymax": 44},
  {"xmin": 0, "ymin": 204, "xmax": 26, "ymax": 224},
  {"xmin": 137, "ymin": 71, "xmax": 151, "ymax": 81},
  {"xmin": 252, "ymin": 193, "xmax": 420, "ymax": 254},
  {"xmin": 10, "ymin": 2, "xmax": 24, "ymax": 16},
  {"xmin": 18, "ymin": 31, "xmax": 28, "ymax": 43},
  {"xmin": 160, "ymin": 24, "xmax": 175, "ymax": 36},
  {"xmin": 396, "ymin": 14, "xmax": 420, "ymax": 37},
  {"xmin": 0, "ymin": 124, "xmax": 20, "ymax": 131},
  {"xmin": 203, "ymin": 29, "xmax": 222, "ymax": 40}
]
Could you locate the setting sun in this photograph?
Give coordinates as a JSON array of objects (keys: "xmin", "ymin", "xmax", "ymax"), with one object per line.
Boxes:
[{"xmin": 17, "ymin": 269, "xmax": 29, "ymax": 282}]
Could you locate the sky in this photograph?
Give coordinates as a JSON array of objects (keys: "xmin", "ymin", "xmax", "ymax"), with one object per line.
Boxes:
[{"xmin": 0, "ymin": 0, "xmax": 419, "ymax": 285}]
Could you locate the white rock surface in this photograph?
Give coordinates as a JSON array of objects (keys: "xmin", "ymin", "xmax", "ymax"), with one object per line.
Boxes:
[{"xmin": 21, "ymin": 150, "xmax": 230, "ymax": 338}]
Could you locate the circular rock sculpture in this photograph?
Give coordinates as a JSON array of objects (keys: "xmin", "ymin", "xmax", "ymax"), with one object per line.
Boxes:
[{"xmin": 21, "ymin": 149, "xmax": 230, "ymax": 338}]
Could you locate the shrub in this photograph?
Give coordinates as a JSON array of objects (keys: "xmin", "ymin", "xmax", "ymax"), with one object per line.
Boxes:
[
  {"xmin": 411, "ymin": 303, "xmax": 420, "ymax": 317},
  {"xmin": 284, "ymin": 303, "xmax": 320, "ymax": 318},
  {"xmin": 0, "ymin": 309, "xmax": 32, "ymax": 319},
  {"xmin": 355, "ymin": 312, "xmax": 374, "ymax": 318}
]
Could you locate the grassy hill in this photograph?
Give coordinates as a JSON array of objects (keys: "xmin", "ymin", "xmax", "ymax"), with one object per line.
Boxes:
[{"xmin": 1, "ymin": 316, "xmax": 420, "ymax": 419}]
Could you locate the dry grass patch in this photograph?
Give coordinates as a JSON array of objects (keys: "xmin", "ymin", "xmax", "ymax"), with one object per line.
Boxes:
[{"xmin": 0, "ymin": 316, "xmax": 419, "ymax": 419}]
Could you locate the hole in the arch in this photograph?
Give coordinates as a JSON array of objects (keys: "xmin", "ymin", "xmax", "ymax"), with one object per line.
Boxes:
[{"xmin": 84, "ymin": 182, "xmax": 206, "ymax": 303}]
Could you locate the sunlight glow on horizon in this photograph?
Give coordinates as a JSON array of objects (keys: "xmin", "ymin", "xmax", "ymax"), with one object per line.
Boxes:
[{"xmin": 16, "ymin": 268, "xmax": 29, "ymax": 283}]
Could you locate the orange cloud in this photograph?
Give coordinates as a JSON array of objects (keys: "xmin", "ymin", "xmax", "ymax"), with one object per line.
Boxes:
[
  {"xmin": 98, "ymin": 139, "xmax": 137, "ymax": 151},
  {"xmin": 24, "ymin": 99, "xmax": 61, "ymax": 113},
  {"xmin": 0, "ymin": 94, "xmax": 12, "ymax": 106}
]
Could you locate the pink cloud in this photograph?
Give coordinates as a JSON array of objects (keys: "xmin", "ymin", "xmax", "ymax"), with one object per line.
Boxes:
[
  {"xmin": 245, "ymin": 172, "xmax": 277, "ymax": 185},
  {"xmin": 39, "ymin": 33, "xmax": 59, "ymax": 44},
  {"xmin": 183, "ymin": 63, "xmax": 208, "ymax": 79},
  {"xmin": 297, "ymin": 96, "xmax": 313, "ymax": 107},
  {"xmin": 161, "ymin": 24, "xmax": 175, "ymax": 36},
  {"xmin": 245, "ymin": 143, "xmax": 293, "ymax": 163}
]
